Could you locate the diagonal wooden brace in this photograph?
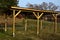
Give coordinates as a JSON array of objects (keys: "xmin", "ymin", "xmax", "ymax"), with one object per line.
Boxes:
[
  {"xmin": 14, "ymin": 10, "xmax": 21, "ymax": 17},
  {"xmin": 52, "ymin": 14, "xmax": 56, "ymax": 19},
  {"xmin": 33, "ymin": 12, "xmax": 43, "ymax": 19},
  {"xmin": 33, "ymin": 12, "xmax": 38, "ymax": 18},
  {"xmin": 38, "ymin": 13, "xmax": 44, "ymax": 19}
]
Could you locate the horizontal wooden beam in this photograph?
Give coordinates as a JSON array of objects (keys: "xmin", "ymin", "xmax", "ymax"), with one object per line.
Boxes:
[{"xmin": 11, "ymin": 6, "xmax": 58, "ymax": 13}]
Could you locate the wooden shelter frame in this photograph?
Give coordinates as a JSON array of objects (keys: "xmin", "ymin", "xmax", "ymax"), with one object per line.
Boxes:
[{"xmin": 4, "ymin": 6, "xmax": 58, "ymax": 37}]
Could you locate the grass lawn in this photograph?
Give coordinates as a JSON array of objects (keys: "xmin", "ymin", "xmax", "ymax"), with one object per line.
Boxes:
[{"xmin": 0, "ymin": 18, "xmax": 60, "ymax": 40}]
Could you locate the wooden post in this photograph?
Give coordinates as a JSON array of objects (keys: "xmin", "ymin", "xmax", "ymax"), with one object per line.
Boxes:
[
  {"xmin": 13, "ymin": 10, "xmax": 15, "ymax": 37},
  {"xmin": 12, "ymin": 10, "xmax": 21, "ymax": 37},
  {"xmin": 33, "ymin": 12, "xmax": 43, "ymax": 35},
  {"xmin": 25, "ymin": 19, "xmax": 27, "ymax": 32},
  {"xmin": 37, "ymin": 12, "xmax": 40, "ymax": 35},
  {"xmin": 4, "ymin": 14, "xmax": 7, "ymax": 32},
  {"xmin": 52, "ymin": 14, "xmax": 57, "ymax": 33},
  {"xmin": 40, "ymin": 19, "xmax": 43, "ymax": 30},
  {"xmin": 55, "ymin": 14, "xmax": 57, "ymax": 33}
]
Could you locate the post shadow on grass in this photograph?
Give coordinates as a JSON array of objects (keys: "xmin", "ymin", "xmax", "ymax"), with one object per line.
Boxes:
[
  {"xmin": 0, "ymin": 25, "xmax": 5, "ymax": 33},
  {"xmin": 37, "ymin": 33, "xmax": 60, "ymax": 40},
  {"xmin": 0, "ymin": 25, "xmax": 13, "ymax": 37},
  {"xmin": 0, "ymin": 28, "xmax": 5, "ymax": 33}
]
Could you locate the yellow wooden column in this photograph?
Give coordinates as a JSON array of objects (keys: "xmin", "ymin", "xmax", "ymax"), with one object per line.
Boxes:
[
  {"xmin": 40, "ymin": 19, "xmax": 43, "ymax": 30},
  {"xmin": 52, "ymin": 14, "xmax": 57, "ymax": 33},
  {"xmin": 37, "ymin": 12, "xmax": 40, "ymax": 35},
  {"xmin": 4, "ymin": 14, "xmax": 7, "ymax": 32},
  {"xmin": 33, "ymin": 12, "xmax": 43, "ymax": 35},
  {"xmin": 12, "ymin": 10, "xmax": 21, "ymax": 37},
  {"xmin": 13, "ymin": 10, "xmax": 15, "ymax": 37},
  {"xmin": 54, "ymin": 14, "xmax": 57, "ymax": 33},
  {"xmin": 25, "ymin": 19, "xmax": 27, "ymax": 32}
]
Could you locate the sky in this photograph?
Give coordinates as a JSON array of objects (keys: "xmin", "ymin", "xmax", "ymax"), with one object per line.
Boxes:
[{"xmin": 18, "ymin": 0, "xmax": 60, "ymax": 7}]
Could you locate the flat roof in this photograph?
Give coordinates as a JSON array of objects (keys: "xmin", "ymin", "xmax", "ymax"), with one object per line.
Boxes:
[{"xmin": 11, "ymin": 6, "xmax": 58, "ymax": 14}]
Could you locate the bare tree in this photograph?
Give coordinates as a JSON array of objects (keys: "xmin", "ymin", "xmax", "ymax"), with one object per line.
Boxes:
[
  {"xmin": 33, "ymin": 4, "xmax": 40, "ymax": 10},
  {"xmin": 26, "ymin": 2, "xmax": 59, "ymax": 11},
  {"xmin": 41, "ymin": 2, "xmax": 48, "ymax": 10},
  {"xmin": 26, "ymin": 3, "xmax": 34, "ymax": 8},
  {"xmin": 48, "ymin": 2, "xmax": 58, "ymax": 10},
  {"xmin": 39, "ymin": 5, "xmax": 43, "ymax": 10}
]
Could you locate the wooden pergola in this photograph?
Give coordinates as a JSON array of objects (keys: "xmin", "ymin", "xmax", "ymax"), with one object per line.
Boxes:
[{"xmin": 4, "ymin": 6, "xmax": 58, "ymax": 37}]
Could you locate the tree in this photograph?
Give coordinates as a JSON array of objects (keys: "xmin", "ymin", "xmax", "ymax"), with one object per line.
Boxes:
[
  {"xmin": 0, "ymin": 0, "xmax": 18, "ymax": 14},
  {"xmin": 0, "ymin": 0, "xmax": 18, "ymax": 8},
  {"xmin": 26, "ymin": 3, "xmax": 34, "ymax": 8},
  {"xmin": 26, "ymin": 2, "xmax": 59, "ymax": 11},
  {"xmin": 41, "ymin": 2, "xmax": 48, "ymax": 10},
  {"xmin": 33, "ymin": 4, "xmax": 40, "ymax": 10},
  {"xmin": 26, "ymin": 2, "xmax": 59, "ymax": 19},
  {"xmin": 48, "ymin": 2, "xmax": 58, "ymax": 10}
]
